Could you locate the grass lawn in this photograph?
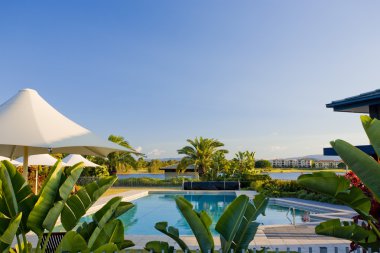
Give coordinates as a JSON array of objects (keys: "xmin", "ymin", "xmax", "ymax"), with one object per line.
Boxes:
[{"xmin": 102, "ymin": 187, "xmax": 131, "ymax": 197}]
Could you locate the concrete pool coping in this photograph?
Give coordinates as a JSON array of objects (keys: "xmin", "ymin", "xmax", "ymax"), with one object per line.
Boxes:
[{"xmin": 25, "ymin": 188, "xmax": 352, "ymax": 250}]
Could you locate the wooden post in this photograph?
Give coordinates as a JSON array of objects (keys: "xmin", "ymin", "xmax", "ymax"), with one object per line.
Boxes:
[{"xmin": 22, "ymin": 146, "xmax": 28, "ymax": 180}]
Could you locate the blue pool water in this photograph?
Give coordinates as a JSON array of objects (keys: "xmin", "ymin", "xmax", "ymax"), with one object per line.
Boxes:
[{"xmin": 73, "ymin": 193, "xmax": 317, "ymax": 235}]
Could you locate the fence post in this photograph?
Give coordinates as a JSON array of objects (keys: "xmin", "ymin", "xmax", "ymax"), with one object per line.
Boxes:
[
  {"xmin": 319, "ymin": 247, "xmax": 327, "ymax": 253},
  {"xmin": 298, "ymin": 247, "xmax": 301, "ymax": 253},
  {"xmin": 286, "ymin": 247, "xmax": 290, "ymax": 253},
  {"xmin": 309, "ymin": 247, "xmax": 312, "ymax": 253},
  {"xmin": 334, "ymin": 247, "xmax": 338, "ymax": 253}
]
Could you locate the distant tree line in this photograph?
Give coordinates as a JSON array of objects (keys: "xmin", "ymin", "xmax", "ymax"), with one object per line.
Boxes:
[{"xmin": 79, "ymin": 135, "xmax": 272, "ymax": 179}]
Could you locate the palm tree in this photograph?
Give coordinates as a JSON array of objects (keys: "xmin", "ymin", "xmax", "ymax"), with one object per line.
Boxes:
[
  {"xmin": 87, "ymin": 135, "xmax": 143, "ymax": 174},
  {"xmin": 177, "ymin": 137, "xmax": 228, "ymax": 177},
  {"xmin": 107, "ymin": 135, "xmax": 144, "ymax": 173},
  {"xmin": 231, "ymin": 151, "xmax": 256, "ymax": 176}
]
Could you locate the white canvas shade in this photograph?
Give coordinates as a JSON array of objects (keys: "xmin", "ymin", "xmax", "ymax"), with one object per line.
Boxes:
[
  {"xmin": 0, "ymin": 156, "xmax": 22, "ymax": 166},
  {"xmin": 0, "ymin": 88, "xmax": 132, "ymax": 179},
  {"xmin": 17, "ymin": 154, "xmax": 67, "ymax": 167},
  {"xmin": 63, "ymin": 154, "xmax": 100, "ymax": 167}
]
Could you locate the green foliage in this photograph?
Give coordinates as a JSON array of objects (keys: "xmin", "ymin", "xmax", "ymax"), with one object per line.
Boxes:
[
  {"xmin": 255, "ymin": 160, "xmax": 272, "ymax": 168},
  {"xmin": 0, "ymin": 213, "xmax": 22, "ymax": 253},
  {"xmin": 113, "ymin": 177, "xmax": 194, "ymax": 187},
  {"xmin": 177, "ymin": 137, "xmax": 228, "ymax": 177},
  {"xmin": 145, "ymin": 241, "xmax": 174, "ymax": 253},
  {"xmin": 0, "ymin": 159, "xmax": 123, "ymax": 253},
  {"xmin": 87, "ymin": 134, "xmax": 142, "ymax": 174},
  {"xmin": 147, "ymin": 194, "xmax": 268, "ymax": 253},
  {"xmin": 80, "ymin": 166, "xmax": 109, "ymax": 177},
  {"xmin": 256, "ymin": 178, "xmax": 339, "ymax": 203},
  {"xmin": 230, "ymin": 151, "xmax": 256, "ymax": 177},
  {"xmin": 154, "ymin": 222, "xmax": 189, "ymax": 252},
  {"xmin": 337, "ymin": 162, "xmax": 346, "ymax": 169},
  {"xmin": 208, "ymin": 152, "xmax": 230, "ymax": 180},
  {"xmin": 297, "ymin": 115, "xmax": 380, "ymax": 250},
  {"xmin": 175, "ymin": 196, "xmax": 214, "ymax": 253},
  {"xmin": 57, "ymin": 197, "xmax": 135, "ymax": 252},
  {"xmin": 61, "ymin": 176, "xmax": 117, "ymax": 231},
  {"xmin": 216, "ymin": 194, "xmax": 268, "ymax": 253}
]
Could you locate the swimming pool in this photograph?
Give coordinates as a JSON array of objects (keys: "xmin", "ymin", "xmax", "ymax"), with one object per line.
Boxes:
[{"xmin": 60, "ymin": 192, "xmax": 319, "ymax": 235}]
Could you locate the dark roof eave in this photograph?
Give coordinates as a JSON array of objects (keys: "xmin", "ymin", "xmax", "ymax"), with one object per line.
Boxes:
[{"xmin": 326, "ymin": 89, "xmax": 380, "ymax": 112}]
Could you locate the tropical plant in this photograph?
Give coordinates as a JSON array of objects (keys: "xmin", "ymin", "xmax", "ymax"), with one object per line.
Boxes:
[
  {"xmin": 297, "ymin": 115, "xmax": 380, "ymax": 250},
  {"xmin": 255, "ymin": 160, "xmax": 272, "ymax": 169},
  {"xmin": 177, "ymin": 137, "xmax": 228, "ymax": 178},
  {"xmin": 209, "ymin": 152, "xmax": 230, "ymax": 180},
  {"xmin": 56, "ymin": 196, "xmax": 135, "ymax": 252},
  {"xmin": 230, "ymin": 151, "xmax": 257, "ymax": 177},
  {"xmin": 87, "ymin": 134, "xmax": 142, "ymax": 173},
  {"xmin": 0, "ymin": 160, "xmax": 119, "ymax": 253},
  {"xmin": 145, "ymin": 193, "xmax": 268, "ymax": 253}
]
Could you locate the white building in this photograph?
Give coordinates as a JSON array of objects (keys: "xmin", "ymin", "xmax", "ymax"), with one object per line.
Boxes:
[
  {"xmin": 270, "ymin": 159, "xmax": 313, "ymax": 168},
  {"xmin": 314, "ymin": 160, "xmax": 342, "ymax": 169}
]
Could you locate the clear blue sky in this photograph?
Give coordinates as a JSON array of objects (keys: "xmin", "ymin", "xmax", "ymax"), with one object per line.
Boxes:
[{"xmin": 1, "ymin": 1, "xmax": 379, "ymax": 159}]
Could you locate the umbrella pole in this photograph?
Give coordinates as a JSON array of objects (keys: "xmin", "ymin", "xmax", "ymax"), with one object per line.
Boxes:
[
  {"xmin": 35, "ymin": 166, "xmax": 39, "ymax": 195},
  {"xmin": 23, "ymin": 146, "xmax": 29, "ymax": 180}
]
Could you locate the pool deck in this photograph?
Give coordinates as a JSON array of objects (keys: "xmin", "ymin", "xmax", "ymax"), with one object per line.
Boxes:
[{"xmin": 24, "ymin": 188, "xmax": 352, "ymax": 251}]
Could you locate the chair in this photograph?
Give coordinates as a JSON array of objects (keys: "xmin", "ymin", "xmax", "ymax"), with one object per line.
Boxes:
[{"xmin": 40, "ymin": 232, "xmax": 66, "ymax": 253}]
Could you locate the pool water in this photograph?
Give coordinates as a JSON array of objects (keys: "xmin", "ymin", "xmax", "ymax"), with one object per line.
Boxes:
[{"xmin": 69, "ymin": 193, "xmax": 317, "ymax": 235}]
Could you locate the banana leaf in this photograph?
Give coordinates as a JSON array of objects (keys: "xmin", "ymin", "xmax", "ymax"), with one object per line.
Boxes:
[
  {"xmin": 154, "ymin": 221, "xmax": 189, "ymax": 251},
  {"xmin": 362, "ymin": 115, "xmax": 380, "ymax": 157},
  {"xmin": 87, "ymin": 198, "xmax": 122, "ymax": 248},
  {"xmin": 0, "ymin": 164, "xmax": 18, "ymax": 217},
  {"xmin": 298, "ymin": 172, "xmax": 371, "ymax": 218},
  {"xmin": 0, "ymin": 213, "xmax": 22, "ymax": 253},
  {"xmin": 331, "ymin": 138, "xmax": 380, "ymax": 202},
  {"xmin": 27, "ymin": 161, "xmax": 63, "ymax": 236},
  {"xmin": 55, "ymin": 231, "xmax": 90, "ymax": 253},
  {"xmin": 297, "ymin": 172, "xmax": 349, "ymax": 196},
  {"xmin": 61, "ymin": 176, "xmax": 117, "ymax": 231},
  {"xmin": 42, "ymin": 164, "xmax": 83, "ymax": 231},
  {"xmin": 0, "ymin": 214, "xmax": 10, "ymax": 235},
  {"xmin": 77, "ymin": 221, "xmax": 97, "ymax": 242},
  {"xmin": 216, "ymin": 195, "xmax": 249, "ymax": 252},
  {"xmin": 59, "ymin": 164, "xmax": 83, "ymax": 201},
  {"xmin": 92, "ymin": 197, "xmax": 122, "ymax": 227},
  {"xmin": 316, "ymin": 219, "xmax": 378, "ymax": 247},
  {"xmin": 112, "ymin": 201, "xmax": 134, "ymax": 219},
  {"xmin": 0, "ymin": 161, "xmax": 36, "ymax": 234},
  {"xmin": 175, "ymin": 196, "xmax": 214, "ymax": 253},
  {"xmin": 91, "ymin": 219, "xmax": 134, "ymax": 250},
  {"xmin": 216, "ymin": 194, "xmax": 268, "ymax": 252},
  {"xmin": 93, "ymin": 243, "xmax": 118, "ymax": 253},
  {"xmin": 145, "ymin": 241, "xmax": 174, "ymax": 253}
]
